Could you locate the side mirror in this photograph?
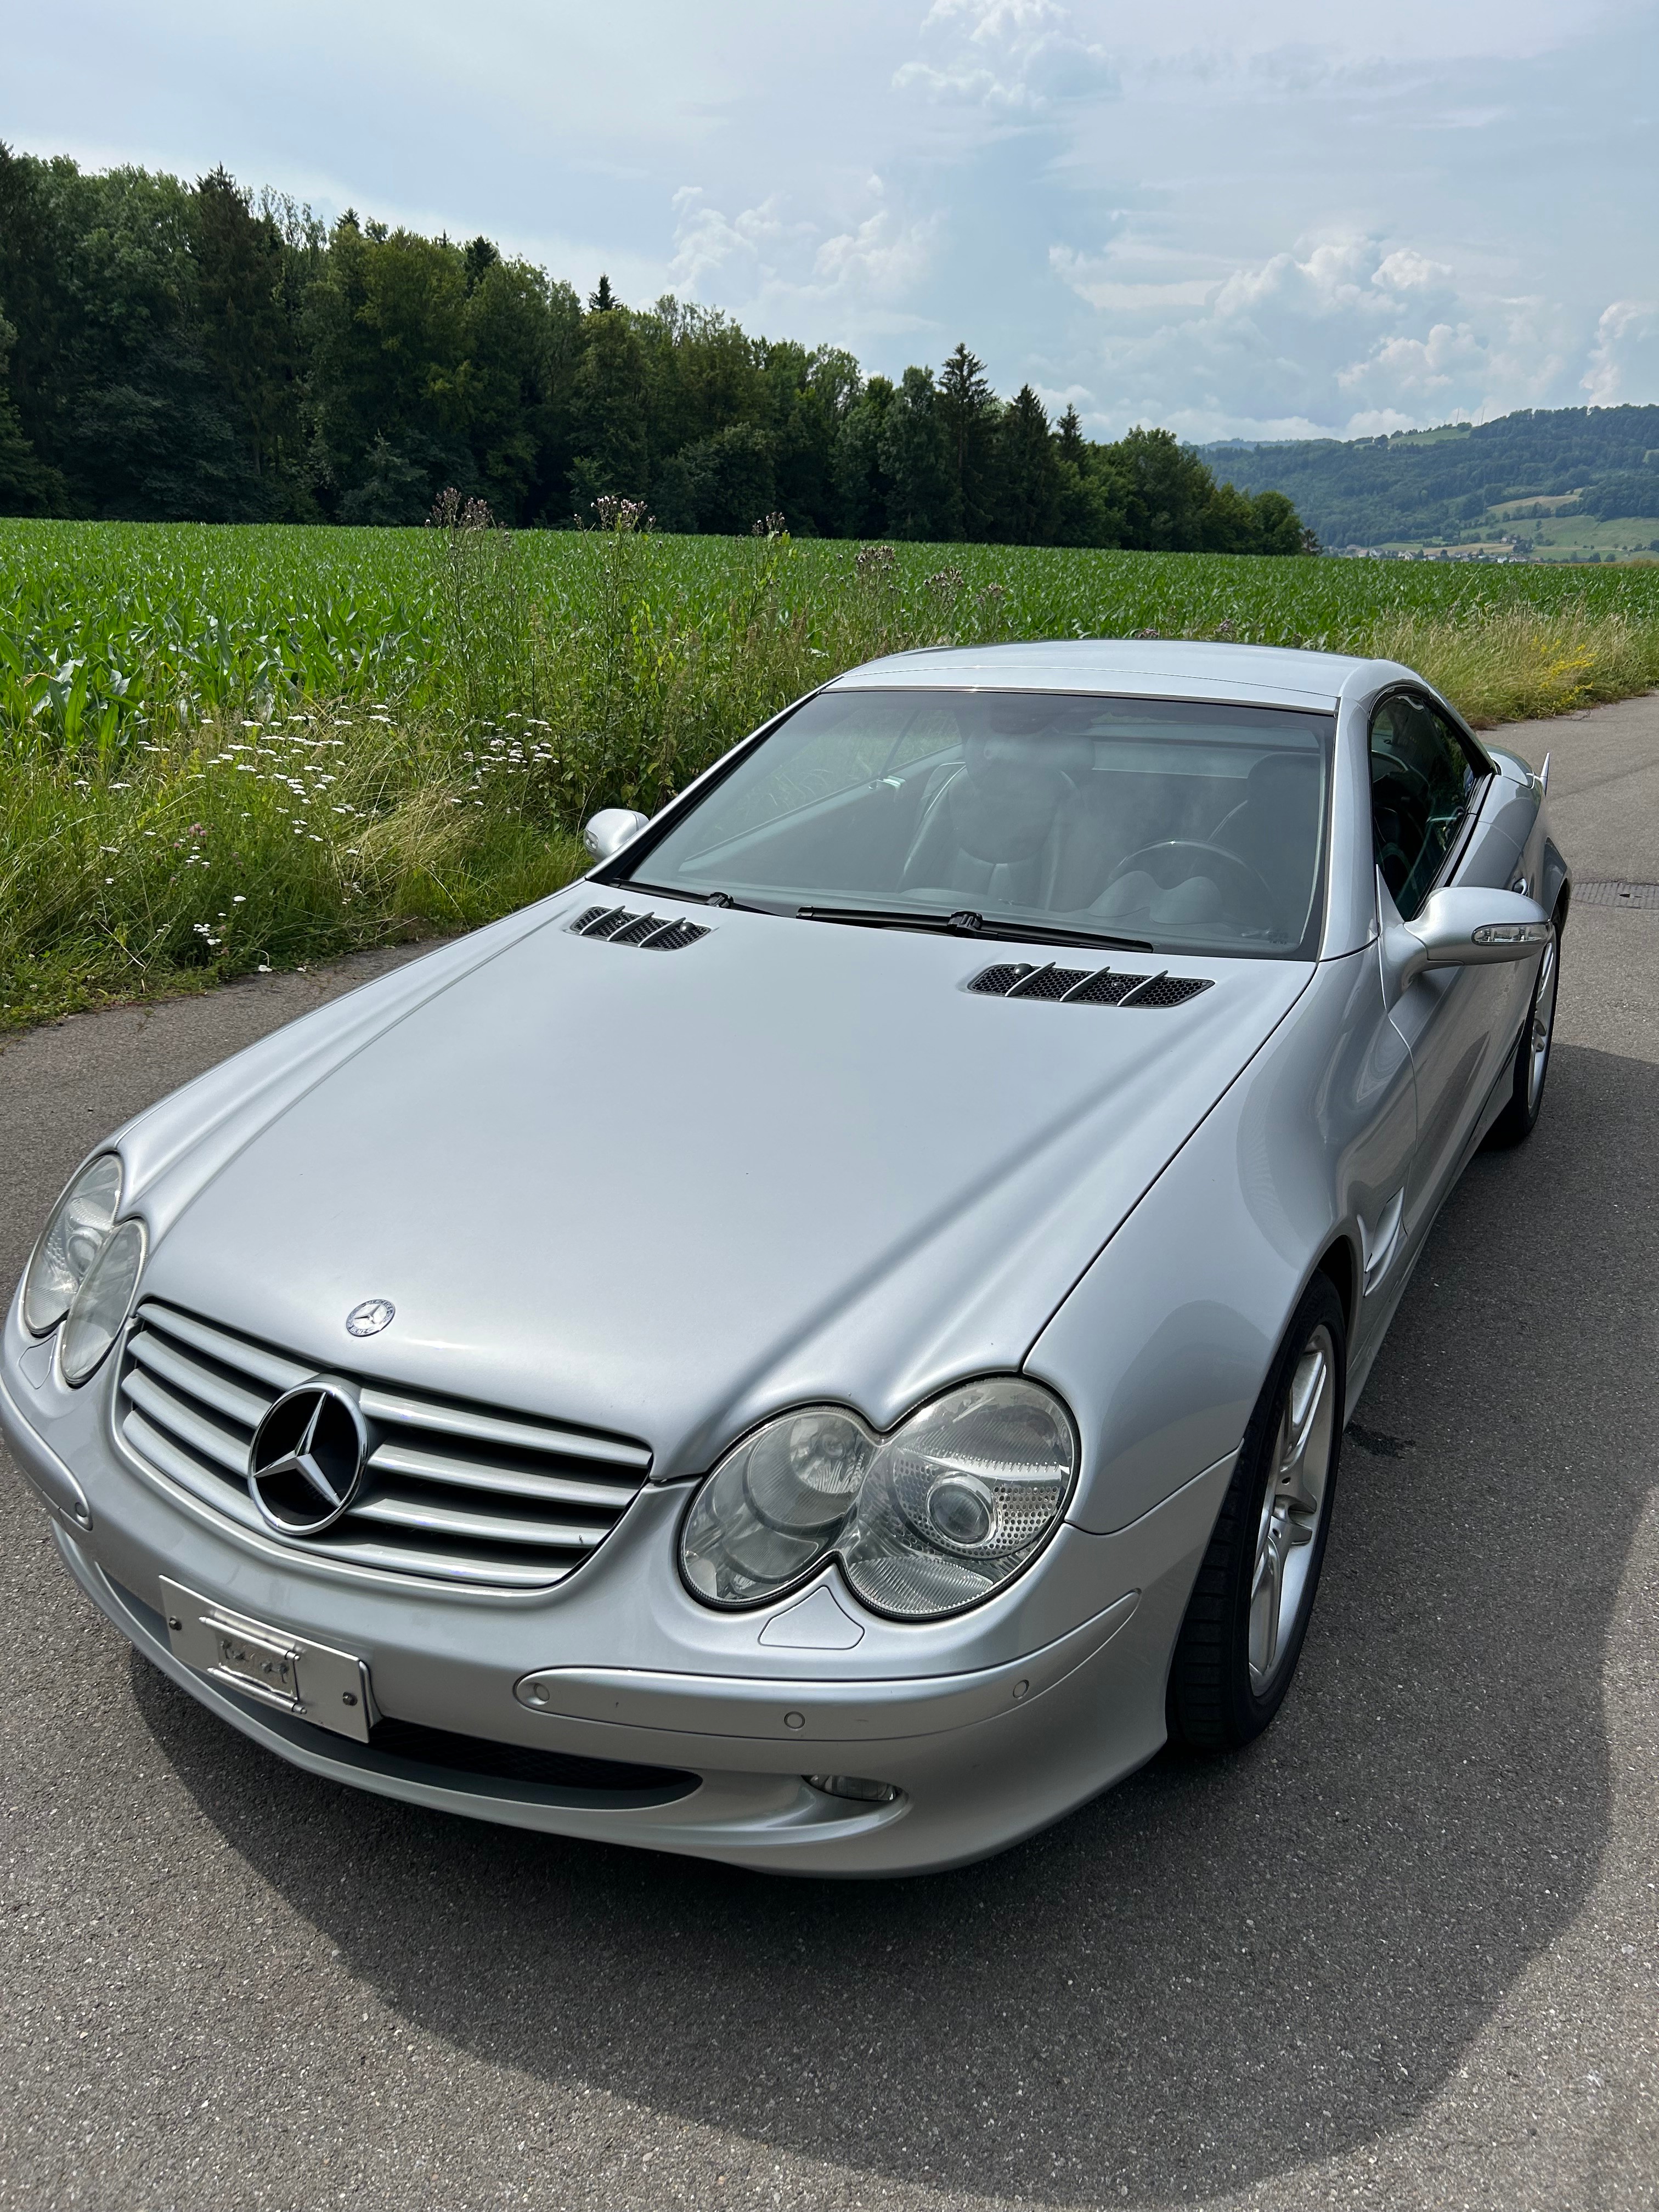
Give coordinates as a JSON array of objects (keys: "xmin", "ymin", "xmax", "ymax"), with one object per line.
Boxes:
[
  {"xmin": 1383, "ymin": 885, "xmax": 1550, "ymax": 993},
  {"xmin": 583, "ymin": 808, "xmax": 650, "ymax": 863}
]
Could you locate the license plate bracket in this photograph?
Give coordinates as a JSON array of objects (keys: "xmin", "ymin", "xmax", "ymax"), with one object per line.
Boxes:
[{"xmin": 158, "ymin": 1576, "xmax": 373, "ymax": 1743}]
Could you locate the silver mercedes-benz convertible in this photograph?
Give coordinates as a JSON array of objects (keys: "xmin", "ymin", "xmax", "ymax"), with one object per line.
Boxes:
[{"xmin": 3, "ymin": 640, "xmax": 1567, "ymax": 1875}]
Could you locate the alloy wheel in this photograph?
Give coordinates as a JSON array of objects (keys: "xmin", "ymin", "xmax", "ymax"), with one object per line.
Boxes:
[
  {"xmin": 1527, "ymin": 932, "xmax": 1559, "ymax": 1114},
  {"xmin": 1248, "ymin": 1323, "xmax": 1336, "ymax": 1690}
]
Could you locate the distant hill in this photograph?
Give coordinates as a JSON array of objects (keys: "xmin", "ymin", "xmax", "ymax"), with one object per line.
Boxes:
[{"xmin": 1201, "ymin": 405, "xmax": 1659, "ymax": 552}]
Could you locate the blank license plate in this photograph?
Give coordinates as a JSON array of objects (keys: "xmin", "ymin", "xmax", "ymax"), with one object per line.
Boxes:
[{"xmin": 159, "ymin": 1576, "xmax": 372, "ymax": 1743}]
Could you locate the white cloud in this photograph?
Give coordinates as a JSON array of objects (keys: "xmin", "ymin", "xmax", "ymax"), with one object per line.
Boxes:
[
  {"xmin": 1058, "ymin": 0, "xmax": 1634, "ymax": 69},
  {"xmin": 1582, "ymin": 300, "xmax": 1659, "ymax": 405},
  {"xmin": 668, "ymin": 189, "xmax": 810, "ymax": 295},
  {"xmin": 1342, "ymin": 408, "xmax": 1425, "ymax": 437},
  {"xmin": 812, "ymin": 208, "xmax": 940, "ymax": 298},
  {"xmin": 1211, "ymin": 238, "xmax": 1396, "ymax": 322},
  {"xmin": 1054, "ymin": 227, "xmax": 1594, "ymax": 440},
  {"xmin": 1336, "ymin": 321, "xmax": 1488, "ymax": 399},
  {"xmin": 665, "ymin": 178, "xmax": 941, "ymax": 339},
  {"xmin": 895, "ymin": 0, "xmax": 1116, "ymax": 111},
  {"xmin": 1050, "ymin": 246, "xmax": 1215, "ymax": 313},
  {"xmin": 1372, "ymin": 247, "xmax": 1452, "ymax": 294},
  {"xmin": 5, "ymin": 0, "xmax": 1654, "ymax": 434}
]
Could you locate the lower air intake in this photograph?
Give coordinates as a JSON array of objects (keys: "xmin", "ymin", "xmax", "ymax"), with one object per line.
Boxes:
[{"xmin": 368, "ymin": 1718, "xmax": 697, "ymax": 1803}]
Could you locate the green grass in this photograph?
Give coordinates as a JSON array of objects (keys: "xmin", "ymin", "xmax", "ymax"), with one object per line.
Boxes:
[{"xmin": 5, "ymin": 517, "xmax": 1658, "ymax": 1031}]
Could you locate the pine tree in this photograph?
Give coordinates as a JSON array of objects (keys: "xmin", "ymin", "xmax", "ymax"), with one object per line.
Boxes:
[
  {"xmin": 880, "ymin": 367, "xmax": 953, "ymax": 541},
  {"xmin": 569, "ymin": 308, "xmax": 650, "ymax": 509},
  {"xmin": 996, "ymin": 385, "xmax": 1060, "ymax": 544},
  {"xmin": 0, "ymin": 312, "xmax": 60, "ymax": 512},
  {"xmin": 191, "ymin": 167, "xmax": 297, "ymax": 486},
  {"xmin": 937, "ymin": 341, "xmax": 998, "ymax": 537}
]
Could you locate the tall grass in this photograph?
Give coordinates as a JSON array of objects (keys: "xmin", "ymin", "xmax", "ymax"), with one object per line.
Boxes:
[
  {"xmin": 1367, "ymin": 603, "xmax": 1659, "ymax": 726},
  {"xmin": 0, "ymin": 701, "xmax": 589, "ymax": 1025},
  {"xmin": 4, "ymin": 512, "xmax": 1657, "ymax": 1030}
]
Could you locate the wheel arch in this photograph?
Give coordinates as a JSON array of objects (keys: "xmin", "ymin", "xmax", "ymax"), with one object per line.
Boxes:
[
  {"xmin": 1313, "ymin": 1234, "xmax": 1358, "ymax": 1350},
  {"xmin": 1542, "ymin": 838, "xmax": 1571, "ymax": 928}
]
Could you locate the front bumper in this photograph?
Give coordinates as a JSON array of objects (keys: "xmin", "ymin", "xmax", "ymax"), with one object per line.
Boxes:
[{"xmin": 3, "ymin": 1319, "xmax": 1231, "ymax": 1876}]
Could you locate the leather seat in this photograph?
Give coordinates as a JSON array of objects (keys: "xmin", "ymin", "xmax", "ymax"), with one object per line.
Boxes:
[
  {"xmin": 1208, "ymin": 753, "xmax": 1322, "ymax": 890},
  {"xmin": 899, "ymin": 734, "xmax": 1079, "ymax": 910}
]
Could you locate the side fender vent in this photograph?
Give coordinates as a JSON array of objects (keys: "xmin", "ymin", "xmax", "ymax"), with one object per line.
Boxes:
[
  {"xmin": 968, "ymin": 961, "xmax": 1213, "ymax": 1009},
  {"xmin": 569, "ymin": 906, "xmax": 710, "ymax": 951}
]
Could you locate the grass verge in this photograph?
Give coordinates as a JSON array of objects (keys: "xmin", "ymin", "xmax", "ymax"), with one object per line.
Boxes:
[{"xmin": 2, "ymin": 708, "xmax": 588, "ymax": 1029}]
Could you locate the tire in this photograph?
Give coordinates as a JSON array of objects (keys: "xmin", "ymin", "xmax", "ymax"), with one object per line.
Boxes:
[
  {"xmin": 1167, "ymin": 1274, "xmax": 1346, "ymax": 1752},
  {"xmin": 1484, "ymin": 919, "xmax": 1561, "ymax": 1150}
]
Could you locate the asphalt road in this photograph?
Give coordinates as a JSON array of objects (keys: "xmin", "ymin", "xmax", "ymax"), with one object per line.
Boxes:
[{"xmin": 3, "ymin": 696, "xmax": 1658, "ymax": 2212}]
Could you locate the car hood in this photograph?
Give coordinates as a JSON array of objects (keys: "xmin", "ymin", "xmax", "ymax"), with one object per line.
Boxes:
[{"xmin": 128, "ymin": 896, "xmax": 1309, "ymax": 1479}]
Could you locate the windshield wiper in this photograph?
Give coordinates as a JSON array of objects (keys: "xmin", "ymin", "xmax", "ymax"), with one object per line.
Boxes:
[
  {"xmin": 624, "ymin": 882, "xmax": 781, "ymax": 915},
  {"xmin": 794, "ymin": 905, "xmax": 1154, "ymax": 954}
]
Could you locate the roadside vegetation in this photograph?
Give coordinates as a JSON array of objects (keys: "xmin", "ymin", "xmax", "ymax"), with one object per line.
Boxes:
[{"xmin": 4, "ymin": 510, "xmax": 1657, "ymax": 1032}]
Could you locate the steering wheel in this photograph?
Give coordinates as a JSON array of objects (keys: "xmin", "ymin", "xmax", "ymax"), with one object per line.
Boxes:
[{"xmin": 1104, "ymin": 840, "xmax": 1278, "ymax": 930}]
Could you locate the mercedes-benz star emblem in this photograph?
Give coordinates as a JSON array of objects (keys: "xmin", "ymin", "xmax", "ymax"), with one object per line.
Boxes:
[
  {"xmin": 248, "ymin": 1382, "xmax": 369, "ymax": 1536},
  {"xmin": 346, "ymin": 1299, "xmax": 396, "ymax": 1338}
]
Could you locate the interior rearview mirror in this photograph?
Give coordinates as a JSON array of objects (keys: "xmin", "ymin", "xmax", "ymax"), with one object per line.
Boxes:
[
  {"xmin": 583, "ymin": 808, "xmax": 651, "ymax": 863},
  {"xmin": 1383, "ymin": 884, "xmax": 1550, "ymax": 994}
]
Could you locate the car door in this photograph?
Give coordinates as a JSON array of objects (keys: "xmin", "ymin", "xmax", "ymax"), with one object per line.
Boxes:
[{"xmin": 1371, "ymin": 691, "xmax": 1529, "ymax": 1238}]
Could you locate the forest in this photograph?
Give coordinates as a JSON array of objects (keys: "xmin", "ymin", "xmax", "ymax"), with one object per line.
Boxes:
[
  {"xmin": 1205, "ymin": 404, "xmax": 1659, "ymax": 550},
  {"xmin": 0, "ymin": 146, "xmax": 1308, "ymax": 556}
]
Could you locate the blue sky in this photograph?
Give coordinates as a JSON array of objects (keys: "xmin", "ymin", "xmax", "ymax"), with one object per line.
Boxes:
[{"xmin": 8, "ymin": 0, "xmax": 1657, "ymax": 439}]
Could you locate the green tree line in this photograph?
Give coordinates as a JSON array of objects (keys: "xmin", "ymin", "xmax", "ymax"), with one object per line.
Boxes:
[{"xmin": 0, "ymin": 146, "xmax": 1308, "ymax": 553}]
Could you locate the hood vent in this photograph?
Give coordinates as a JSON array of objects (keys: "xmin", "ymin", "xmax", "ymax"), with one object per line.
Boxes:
[
  {"xmin": 569, "ymin": 905, "xmax": 710, "ymax": 951},
  {"xmin": 968, "ymin": 961, "xmax": 1212, "ymax": 1009}
]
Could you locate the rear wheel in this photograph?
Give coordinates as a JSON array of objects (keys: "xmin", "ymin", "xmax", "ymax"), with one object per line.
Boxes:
[
  {"xmin": 1485, "ymin": 921, "xmax": 1560, "ymax": 1149},
  {"xmin": 1167, "ymin": 1276, "xmax": 1345, "ymax": 1751}
]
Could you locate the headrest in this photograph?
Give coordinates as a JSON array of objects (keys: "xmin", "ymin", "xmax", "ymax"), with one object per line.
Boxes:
[
  {"xmin": 1246, "ymin": 752, "xmax": 1320, "ymax": 818},
  {"xmin": 946, "ymin": 743, "xmax": 1075, "ymax": 864}
]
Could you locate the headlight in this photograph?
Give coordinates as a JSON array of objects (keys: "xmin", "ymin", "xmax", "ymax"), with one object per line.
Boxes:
[
  {"xmin": 59, "ymin": 1218, "xmax": 146, "ymax": 1386},
  {"xmin": 22, "ymin": 1154, "xmax": 123, "ymax": 1335},
  {"xmin": 680, "ymin": 1378, "xmax": 1076, "ymax": 1621}
]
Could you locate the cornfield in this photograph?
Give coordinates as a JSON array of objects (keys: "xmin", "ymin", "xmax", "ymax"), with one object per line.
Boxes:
[{"xmin": 4, "ymin": 516, "xmax": 1657, "ymax": 1030}]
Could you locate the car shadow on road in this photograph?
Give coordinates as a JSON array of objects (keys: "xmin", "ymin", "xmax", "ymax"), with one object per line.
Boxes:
[{"xmin": 130, "ymin": 1038, "xmax": 1657, "ymax": 2207}]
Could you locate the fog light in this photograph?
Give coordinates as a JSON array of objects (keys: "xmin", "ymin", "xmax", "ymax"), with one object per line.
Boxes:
[{"xmin": 807, "ymin": 1774, "xmax": 901, "ymax": 1804}]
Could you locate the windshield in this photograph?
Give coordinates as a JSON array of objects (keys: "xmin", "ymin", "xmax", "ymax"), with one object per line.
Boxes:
[{"xmin": 622, "ymin": 687, "xmax": 1334, "ymax": 958}]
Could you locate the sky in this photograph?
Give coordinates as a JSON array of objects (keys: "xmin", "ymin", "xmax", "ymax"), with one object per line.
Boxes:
[{"xmin": 6, "ymin": 0, "xmax": 1657, "ymax": 443}]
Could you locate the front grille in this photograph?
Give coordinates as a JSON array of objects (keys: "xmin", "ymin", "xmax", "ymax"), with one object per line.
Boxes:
[
  {"xmin": 569, "ymin": 904, "xmax": 710, "ymax": 949},
  {"xmin": 118, "ymin": 1301, "xmax": 651, "ymax": 1592},
  {"xmin": 968, "ymin": 961, "xmax": 1212, "ymax": 1008}
]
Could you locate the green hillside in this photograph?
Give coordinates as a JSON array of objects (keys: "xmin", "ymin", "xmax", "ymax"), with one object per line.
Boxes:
[{"xmin": 1204, "ymin": 405, "xmax": 1659, "ymax": 558}]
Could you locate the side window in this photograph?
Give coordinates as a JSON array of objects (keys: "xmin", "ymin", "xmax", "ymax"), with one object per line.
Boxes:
[{"xmin": 1369, "ymin": 695, "xmax": 1485, "ymax": 918}]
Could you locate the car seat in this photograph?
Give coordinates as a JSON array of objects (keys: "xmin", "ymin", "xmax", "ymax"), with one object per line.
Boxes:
[{"xmin": 898, "ymin": 731, "xmax": 1082, "ymax": 910}]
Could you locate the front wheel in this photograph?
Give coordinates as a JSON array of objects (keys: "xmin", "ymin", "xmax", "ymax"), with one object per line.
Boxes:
[
  {"xmin": 1485, "ymin": 922, "xmax": 1560, "ymax": 1149},
  {"xmin": 1167, "ymin": 1276, "xmax": 1345, "ymax": 1751}
]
